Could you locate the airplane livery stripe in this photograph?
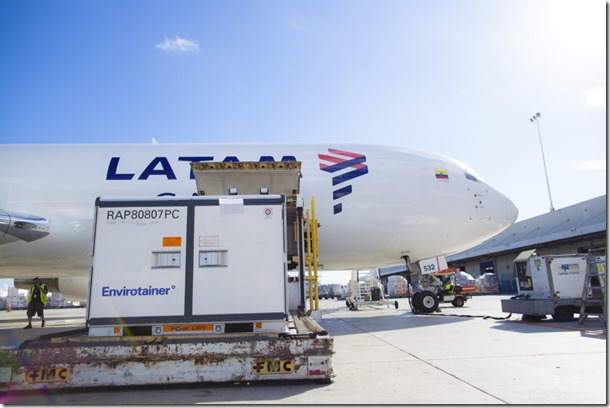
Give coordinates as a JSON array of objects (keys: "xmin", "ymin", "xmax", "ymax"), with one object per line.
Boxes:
[
  {"xmin": 332, "ymin": 167, "xmax": 369, "ymax": 186},
  {"xmin": 319, "ymin": 156, "xmax": 367, "ymax": 173},
  {"xmin": 318, "ymin": 148, "xmax": 369, "ymax": 215},
  {"xmin": 333, "ymin": 185, "xmax": 353, "ymax": 200},
  {"xmin": 318, "ymin": 154, "xmax": 367, "ymax": 170},
  {"xmin": 326, "ymin": 148, "xmax": 365, "ymax": 159}
]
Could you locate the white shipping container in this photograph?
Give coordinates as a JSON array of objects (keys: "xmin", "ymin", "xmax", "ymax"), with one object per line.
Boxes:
[{"xmin": 88, "ymin": 195, "xmax": 288, "ymax": 330}]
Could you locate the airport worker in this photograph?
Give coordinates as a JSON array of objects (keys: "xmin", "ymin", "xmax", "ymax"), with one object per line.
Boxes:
[
  {"xmin": 444, "ymin": 277, "xmax": 454, "ymax": 295},
  {"xmin": 24, "ymin": 277, "xmax": 48, "ymax": 329}
]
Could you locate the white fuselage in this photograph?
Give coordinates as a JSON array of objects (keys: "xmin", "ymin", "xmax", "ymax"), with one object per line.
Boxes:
[{"xmin": 0, "ymin": 143, "xmax": 518, "ymax": 282}]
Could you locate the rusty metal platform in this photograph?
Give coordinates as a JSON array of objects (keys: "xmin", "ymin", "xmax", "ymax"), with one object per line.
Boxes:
[{"xmin": 1, "ymin": 313, "xmax": 334, "ymax": 391}]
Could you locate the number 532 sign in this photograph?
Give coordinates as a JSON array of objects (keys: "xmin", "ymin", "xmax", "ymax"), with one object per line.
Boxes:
[{"xmin": 419, "ymin": 256, "xmax": 448, "ymax": 275}]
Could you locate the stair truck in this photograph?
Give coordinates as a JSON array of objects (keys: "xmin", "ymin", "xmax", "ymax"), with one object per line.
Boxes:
[
  {"xmin": 345, "ymin": 269, "xmax": 399, "ymax": 311},
  {"xmin": 501, "ymin": 250, "xmax": 606, "ymax": 322},
  {"xmin": 0, "ymin": 161, "xmax": 334, "ymax": 391}
]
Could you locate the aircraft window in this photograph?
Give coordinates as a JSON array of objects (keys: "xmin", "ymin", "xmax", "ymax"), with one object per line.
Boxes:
[{"xmin": 465, "ymin": 172, "xmax": 479, "ymax": 182}]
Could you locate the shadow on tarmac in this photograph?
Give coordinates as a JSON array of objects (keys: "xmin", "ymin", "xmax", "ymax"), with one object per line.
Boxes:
[
  {"xmin": 490, "ymin": 318, "xmax": 606, "ymax": 337},
  {"xmin": 1, "ymin": 379, "xmax": 328, "ymax": 405},
  {"xmin": 318, "ymin": 298, "xmax": 605, "ymax": 338},
  {"xmin": 322, "ymin": 306, "xmax": 605, "ymax": 339},
  {"xmin": 320, "ymin": 309, "xmax": 484, "ymax": 337}
]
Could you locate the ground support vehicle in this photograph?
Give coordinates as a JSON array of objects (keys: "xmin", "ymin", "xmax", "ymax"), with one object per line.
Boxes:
[
  {"xmin": 501, "ymin": 251, "xmax": 606, "ymax": 322},
  {"xmin": 405, "ymin": 258, "xmax": 477, "ymax": 313},
  {"xmin": 430, "ymin": 269, "xmax": 476, "ymax": 308},
  {"xmin": 0, "ymin": 161, "xmax": 334, "ymax": 391},
  {"xmin": 345, "ymin": 270, "xmax": 398, "ymax": 310},
  {"xmin": 401, "ymin": 256, "xmax": 450, "ymax": 314},
  {"xmin": 0, "ymin": 312, "xmax": 333, "ymax": 391}
]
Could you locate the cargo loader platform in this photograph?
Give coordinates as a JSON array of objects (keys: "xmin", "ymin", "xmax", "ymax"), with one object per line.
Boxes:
[{"xmin": 1, "ymin": 312, "xmax": 333, "ymax": 391}]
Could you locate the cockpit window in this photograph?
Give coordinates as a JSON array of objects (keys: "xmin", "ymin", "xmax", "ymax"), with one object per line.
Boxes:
[
  {"xmin": 465, "ymin": 172, "xmax": 479, "ymax": 182},
  {"xmin": 453, "ymin": 159, "xmax": 486, "ymax": 183}
]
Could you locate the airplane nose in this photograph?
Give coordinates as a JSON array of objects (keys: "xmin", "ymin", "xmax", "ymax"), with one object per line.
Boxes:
[
  {"xmin": 486, "ymin": 186, "xmax": 518, "ymax": 229},
  {"xmin": 506, "ymin": 196, "xmax": 519, "ymax": 224}
]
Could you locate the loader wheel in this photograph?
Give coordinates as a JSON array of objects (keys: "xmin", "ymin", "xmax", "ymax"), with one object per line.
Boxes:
[
  {"xmin": 416, "ymin": 290, "xmax": 439, "ymax": 314},
  {"xmin": 552, "ymin": 306, "xmax": 574, "ymax": 322},
  {"xmin": 410, "ymin": 292, "xmax": 421, "ymax": 312},
  {"xmin": 522, "ymin": 314, "xmax": 544, "ymax": 321},
  {"xmin": 451, "ymin": 297, "xmax": 465, "ymax": 307},
  {"xmin": 394, "ymin": 301, "xmax": 399, "ymax": 309}
]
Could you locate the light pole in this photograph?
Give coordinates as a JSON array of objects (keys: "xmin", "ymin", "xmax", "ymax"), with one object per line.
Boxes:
[{"xmin": 529, "ymin": 112, "xmax": 555, "ymax": 212}]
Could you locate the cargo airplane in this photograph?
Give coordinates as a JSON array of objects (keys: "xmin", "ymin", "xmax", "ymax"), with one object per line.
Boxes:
[{"xmin": 0, "ymin": 143, "xmax": 518, "ymax": 300}]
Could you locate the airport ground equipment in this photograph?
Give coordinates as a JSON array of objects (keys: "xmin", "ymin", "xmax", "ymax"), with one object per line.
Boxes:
[
  {"xmin": 403, "ymin": 256, "xmax": 458, "ymax": 314},
  {"xmin": 0, "ymin": 317, "xmax": 332, "ymax": 391},
  {"xmin": 501, "ymin": 251, "xmax": 606, "ymax": 323},
  {"xmin": 578, "ymin": 256, "xmax": 606, "ymax": 327},
  {"xmin": 429, "ymin": 269, "xmax": 476, "ymax": 308},
  {"xmin": 401, "ymin": 255, "xmax": 473, "ymax": 314},
  {"xmin": 0, "ymin": 161, "xmax": 334, "ymax": 391},
  {"xmin": 345, "ymin": 269, "xmax": 398, "ymax": 310}
]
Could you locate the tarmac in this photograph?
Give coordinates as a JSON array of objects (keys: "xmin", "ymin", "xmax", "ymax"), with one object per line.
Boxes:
[{"xmin": 0, "ymin": 294, "xmax": 606, "ymax": 405}]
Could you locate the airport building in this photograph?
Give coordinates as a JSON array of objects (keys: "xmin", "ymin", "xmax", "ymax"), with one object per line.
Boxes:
[
  {"xmin": 379, "ymin": 195, "xmax": 606, "ymax": 294},
  {"xmin": 446, "ymin": 195, "xmax": 606, "ymax": 293}
]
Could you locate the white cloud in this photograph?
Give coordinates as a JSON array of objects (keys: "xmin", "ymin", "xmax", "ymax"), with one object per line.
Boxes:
[
  {"xmin": 579, "ymin": 160, "xmax": 606, "ymax": 170},
  {"xmin": 156, "ymin": 36, "xmax": 200, "ymax": 54},
  {"xmin": 584, "ymin": 86, "xmax": 605, "ymax": 108}
]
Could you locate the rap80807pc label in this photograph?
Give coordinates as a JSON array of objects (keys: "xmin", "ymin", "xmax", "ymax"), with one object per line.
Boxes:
[{"xmin": 106, "ymin": 209, "xmax": 180, "ymax": 220}]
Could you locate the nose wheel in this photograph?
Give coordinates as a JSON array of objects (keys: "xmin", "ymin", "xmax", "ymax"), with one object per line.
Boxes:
[{"xmin": 409, "ymin": 290, "xmax": 440, "ymax": 313}]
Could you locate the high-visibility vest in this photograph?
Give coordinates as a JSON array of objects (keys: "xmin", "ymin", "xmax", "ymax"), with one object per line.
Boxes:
[{"xmin": 29, "ymin": 284, "xmax": 48, "ymax": 305}]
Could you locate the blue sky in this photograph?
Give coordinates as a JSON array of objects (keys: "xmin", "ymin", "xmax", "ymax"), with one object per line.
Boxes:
[{"xmin": 0, "ymin": 0, "xmax": 606, "ymax": 225}]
